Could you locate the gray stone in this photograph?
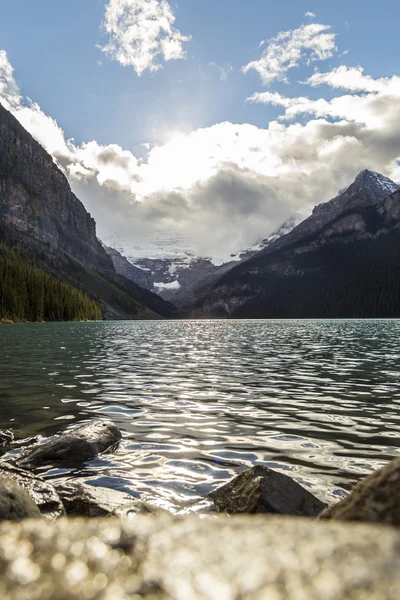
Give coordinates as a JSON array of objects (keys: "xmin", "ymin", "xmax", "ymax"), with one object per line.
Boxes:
[
  {"xmin": 0, "ymin": 102, "xmax": 113, "ymax": 274},
  {"xmin": 0, "ymin": 430, "xmax": 14, "ymax": 448},
  {"xmin": 18, "ymin": 421, "xmax": 122, "ymax": 468},
  {"xmin": 0, "ymin": 515, "xmax": 399, "ymax": 599},
  {"xmin": 55, "ymin": 481, "xmax": 136, "ymax": 517},
  {"xmin": 320, "ymin": 457, "xmax": 400, "ymax": 525},
  {"xmin": 0, "ymin": 477, "xmax": 41, "ymax": 521},
  {"xmin": 0, "ymin": 462, "xmax": 65, "ymax": 520},
  {"xmin": 208, "ymin": 465, "xmax": 327, "ymax": 516},
  {"xmin": 55, "ymin": 480, "xmax": 168, "ymax": 518}
]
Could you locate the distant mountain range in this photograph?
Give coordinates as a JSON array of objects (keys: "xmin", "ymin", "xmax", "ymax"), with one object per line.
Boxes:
[
  {"xmin": 193, "ymin": 169, "xmax": 400, "ymax": 318},
  {"xmin": 104, "ymin": 216, "xmax": 302, "ymax": 308},
  {"xmin": 0, "ymin": 102, "xmax": 174, "ymax": 320},
  {"xmin": 3, "ymin": 97, "xmax": 400, "ymax": 321},
  {"xmin": 104, "ymin": 169, "xmax": 400, "ymax": 318}
]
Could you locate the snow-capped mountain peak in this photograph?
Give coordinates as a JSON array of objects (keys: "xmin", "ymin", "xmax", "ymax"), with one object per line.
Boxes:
[{"xmin": 351, "ymin": 169, "xmax": 399, "ymax": 197}]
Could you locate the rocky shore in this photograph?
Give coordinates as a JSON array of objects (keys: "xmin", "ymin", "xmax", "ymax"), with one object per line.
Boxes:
[{"xmin": 0, "ymin": 421, "xmax": 400, "ymax": 598}]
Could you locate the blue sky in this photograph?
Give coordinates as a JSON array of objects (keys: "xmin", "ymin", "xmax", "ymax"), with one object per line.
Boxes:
[{"xmin": 0, "ymin": 1, "xmax": 400, "ymax": 260}]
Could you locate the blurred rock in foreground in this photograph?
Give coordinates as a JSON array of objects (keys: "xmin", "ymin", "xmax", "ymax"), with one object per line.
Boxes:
[
  {"xmin": 0, "ymin": 515, "xmax": 399, "ymax": 599},
  {"xmin": 320, "ymin": 457, "xmax": 400, "ymax": 525},
  {"xmin": 0, "ymin": 463, "xmax": 65, "ymax": 520},
  {"xmin": 0, "ymin": 477, "xmax": 41, "ymax": 521}
]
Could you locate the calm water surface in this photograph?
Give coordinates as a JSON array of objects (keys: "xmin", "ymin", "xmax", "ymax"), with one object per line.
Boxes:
[{"xmin": 1, "ymin": 319, "xmax": 400, "ymax": 509}]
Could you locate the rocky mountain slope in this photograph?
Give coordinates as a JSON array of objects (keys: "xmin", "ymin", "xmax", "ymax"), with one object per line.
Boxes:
[
  {"xmin": 0, "ymin": 102, "xmax": 174, "ymax": 320},
  {"xmin": 195, "ymin": 170, "xmax": 400, "ymax": 318},
  {"xmin": 105, "ymin": 217, "xmax": 301, "ymax": 308}
]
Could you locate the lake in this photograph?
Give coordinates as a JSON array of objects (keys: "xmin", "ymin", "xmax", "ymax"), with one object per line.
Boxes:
[{"xmin": 1, "ymin": 319, "xmax": 400, "ymax": 510}]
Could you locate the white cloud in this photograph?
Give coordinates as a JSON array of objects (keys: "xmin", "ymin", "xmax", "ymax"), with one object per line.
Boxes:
[
  {"xmin": 1, "ymin": 50, "xmax": 400, "ymax": 262},
  {"xmin": 248, "ymin": 67, "xmax": 400, "ymax": 130},
  {"xmin": 99, "ymin": 0, "xmax": 191, "ymax": 76},
  {"xmin": 0, "ymin": 50, "xmax": 20, "ymax": 108},
  {"xmin": 242, "ymin": 23, "xmax": 337, "ymax": 85},
  {"xmin": 306, "ymin": 65, "xmax": 400, "ymax": 93},
  {"xmin": 305, "ymin": 12, "xmax": 316, "ymax": 18}
]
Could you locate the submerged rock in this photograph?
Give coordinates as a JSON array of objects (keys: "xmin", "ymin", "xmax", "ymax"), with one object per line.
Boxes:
[
  {"xmin": 320, "ymin": 457, "xmax": 400, "ymax": 525},
  {"xmin": 55, "ymin": 481, "xmax": 168, "ymax": 518},
  {"xmin": 0, "ymin": 515, "xmax": 399, "ymax": 599},
  {"xmin": 18, "ymin": 421, "xmax": 122, "ymax": 468},
  {"xmin": 55, "ymin": 481, "xmax": 136, "ymax": 517},
  {"xmin": 0, "ymin": 463, "xmax": 65, "ymax": 520},
  {"xmin": 208, "ymin": 465, "xmax": 326, "ymax": 516},
  {"xmin": 0, "ymin": 477, "xmax": 41, "ymax": 521},
  {"xmin": 0, "ymin": 430, "xmax": 14, "ymax": 448}
]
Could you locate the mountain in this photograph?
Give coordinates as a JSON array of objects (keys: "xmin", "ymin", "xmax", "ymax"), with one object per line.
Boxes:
[
  {"xmin": 103, "ymin": 243, "xmax": 235, "ymax": 308},
  {"xmin": 104, "ymin": 217, "xmax": 301, "ymax": 308},
  {"xmin": 103, "ymin": 243, "xmax": 154, "ymax": 291},
  {"xmin": 195, "ymin": 170, "xmax": 400, "ymax": 318},
  {"xmin": 0, "ymin": 102, "xmax": 174, "ymax": 320},
  {"xmin": 237, "ymin": 215, "xmax": 302, "ymax": 262}
]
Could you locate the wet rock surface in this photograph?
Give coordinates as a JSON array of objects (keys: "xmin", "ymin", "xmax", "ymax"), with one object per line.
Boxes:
[
  {"xmin": 0, "ymin": 430, "xmax": 14, "ymax": 448},
  {"xmin": 55, "ymin": 480, "xmax": 169, "ymax": 518},
  {"xmin": 0, "ymin": 477, "xmax": 41, "ymax": 521},
  {"xmin": 208, "ymin": 465, "xmax": 327, "ymax": 516},
  {"xmin": 320, "ymin": 457, "xmax": 400, "ymax": 525},
  {"xmin": 55, "ymin": 481, "xmax": 136, "ymax": 517},
  {"xmin": 18, "ymin": 421, "xmax": 122, "ymax": 468},
  {"xmin": 0, "ymin": 463, "xmax": 65, "ymax": 520},
  {"xmin": 0, "ymin": 515, "xmax": 399, "ymax": 599}
]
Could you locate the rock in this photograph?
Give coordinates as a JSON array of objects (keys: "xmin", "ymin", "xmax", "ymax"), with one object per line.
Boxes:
[
  {"xmin": 18, "ymin": 421, "xmax": 122, "ymax": 468},
  {"xmin": 55, "ymin": 480, "xmax": 168, "ymax": 518},
  {"xmin": 0, "ymin": 515, "xmax": 399, "ymax": 599},
  {"xmin": 0, "ymin": 430, "xmax": 13, "ymax": 448},
  {"xmin": 320, "ymin": 458, "xmax": 400, "ymax": 525},
  {"xmin": 54, "ymin": 481, "xmax": 136, "ymax": 517},
  {"xmin": 0, "ymin": 463, "xmax": 65, "ymax": 520},
  {"xmin": 208, "ymin": 466, "xmax": 326, "ymax": 516},
  {"xmin": 0, "ymin": 477, "xmax": 41, "ymax": 521},
  {"xmin": 0, "ymin": 102, "xmax": 113, "ymax": 274}
]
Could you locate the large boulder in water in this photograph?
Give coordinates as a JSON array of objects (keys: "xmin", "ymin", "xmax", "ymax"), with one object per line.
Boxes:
[
  {"xmin": 0, "ymin": 463, "xmax": 65, "ymax": 520},
  {"xmin": 320, "ymin": 457, "xmax": 400, "ymax": 525},
  {"xmin": 207, "ymin": 465, "xmax": 326, "ymax": 516},
  {"xmin": 0, "ymin": 477, "xmax": 41, "ymax": 521},
  {"xmin": 0, "ymin": 515, "xmax": 399, "ymax": 599},
  {"xmin": 18, "ymin": 421, "xmax": 122, "ymax": 468}
]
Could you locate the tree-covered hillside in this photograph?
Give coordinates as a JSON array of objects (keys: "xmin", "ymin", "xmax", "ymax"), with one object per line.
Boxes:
[
  {"xmin": 0, "ymin": 242, "xmax": 102, "ymax": 322},
  {"xmin": 203, "ymin": 228, "xmax": 400, "ymax": 319},
  {"xmin": 0, "ymin": 221, "xmax": 175, "ymax": 321}
]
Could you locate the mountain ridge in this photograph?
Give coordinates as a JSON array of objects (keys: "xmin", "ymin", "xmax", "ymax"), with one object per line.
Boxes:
[
  {"xmin": 0, "ymin": 101, "xmax": 174, "ymax": 320},
  {"xmin": 193, "ymin": 169, "xmax": 400, "ymax": 318}
]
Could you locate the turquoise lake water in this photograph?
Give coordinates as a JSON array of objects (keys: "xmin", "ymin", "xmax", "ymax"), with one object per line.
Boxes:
[{"xmin": 1, "ymin": 319, "xmax": 400, "ymax": 509}]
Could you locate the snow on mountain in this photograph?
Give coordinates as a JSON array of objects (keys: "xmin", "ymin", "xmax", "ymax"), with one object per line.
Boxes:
[
  {"xmin": 103, "ymin": 169, "xmax": 400, "ymax": 309},
  {"xmin": 103, "ymin": 214, "xmax": 304, "ymax": 308},
  {"xmin": 354, "ymin": 169, "xmax": 399, "ymax": 196},
  {"xmin": 154, "ymin": 281, "xmax": 181, "ymax": 291},
  {"xmin": 236, "ymin": 215, "xmax": 303, "ymax": 262}
]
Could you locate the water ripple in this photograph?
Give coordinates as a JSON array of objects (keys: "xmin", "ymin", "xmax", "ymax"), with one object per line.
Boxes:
[{"xmin": 1, "ymin": 319, "xmax": 400, "ymax": 508}]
